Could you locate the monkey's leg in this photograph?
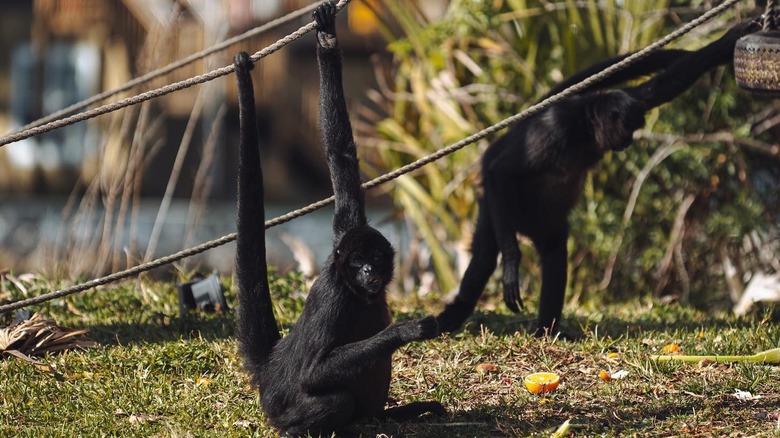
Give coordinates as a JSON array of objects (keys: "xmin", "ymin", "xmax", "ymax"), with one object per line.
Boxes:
[
  {"xmin": 534, "ymin": 229, "xmax": 568, "ymax": 337},
  {"xmin": 281, "ymin": 392, "xmax": 354, "ymax": 438},
  {"xmin": 436, "ymin": 202, "xmax": 499, "ymax": 333}
]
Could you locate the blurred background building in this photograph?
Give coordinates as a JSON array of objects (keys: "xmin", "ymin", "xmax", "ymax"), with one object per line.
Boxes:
[
  {"xmin": 0, "ymin": 0, "xmax": 402, "ymax": 198},
  {"xmin": 0, "ymin": 0, "xmax": 448, "ymax": 274}
]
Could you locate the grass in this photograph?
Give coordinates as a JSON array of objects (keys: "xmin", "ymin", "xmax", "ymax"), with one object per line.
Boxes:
[{"xmin": 2, "ymin": 272, "xmax": 780, "ymax": 437}]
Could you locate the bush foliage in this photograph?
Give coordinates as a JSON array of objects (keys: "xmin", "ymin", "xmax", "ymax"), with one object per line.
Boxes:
[{"xmin": 363, "ymin": 0, "xmax": 779, "ymax": 309}]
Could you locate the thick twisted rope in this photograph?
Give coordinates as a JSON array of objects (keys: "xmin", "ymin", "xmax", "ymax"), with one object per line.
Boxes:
[
  {"xmin": 0, "ymin": 0, "xmax": 351, "ymax": 148},
  {"xmin": 0, "ymin": 0, "xmax": 743, "ymax": 314},
  {"xmin": 763, "ymin": 0, "xmax": 777, "ymax": 30},
  {"xmin": 6, "ymin": 2, "xmax": 323, "ymax": 137}
]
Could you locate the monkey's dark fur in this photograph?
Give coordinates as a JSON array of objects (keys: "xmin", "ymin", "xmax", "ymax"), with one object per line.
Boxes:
[
  {"xmin": 437, "ymin": 19, "xmax": 760, "ymax": 337},
  {"xmin": 234, "ymin": 3, "xmax": 443, "ymax": 436}
]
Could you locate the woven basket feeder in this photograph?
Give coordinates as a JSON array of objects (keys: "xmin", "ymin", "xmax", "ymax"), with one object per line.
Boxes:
[
  {"xmin": 734, "ymin": 31, "xmax": 780, "ymax": 97},
  {"xmin": 734, "ymin": 5, "xmax": 780, "ymax": 97}
]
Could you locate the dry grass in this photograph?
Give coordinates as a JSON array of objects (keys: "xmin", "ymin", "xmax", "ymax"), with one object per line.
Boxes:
[{"xmin": 0, "ymin": 314, "xmax": 95, "ymax": 358}]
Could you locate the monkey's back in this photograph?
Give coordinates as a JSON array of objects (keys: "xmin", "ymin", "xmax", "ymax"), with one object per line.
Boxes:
[{"xmin": 481, "ymin": 105, "xmax": 594, "ymax": 240}]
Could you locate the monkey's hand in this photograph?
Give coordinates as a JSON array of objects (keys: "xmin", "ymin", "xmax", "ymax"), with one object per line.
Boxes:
[
  {"xmin": 393, "ymin": 316, "xmax": 439, "ymax": 343},
  {"xmin": 724, "ymin": 14, "xmax": 763, "ymax": 41},
  {"xmin": 233, "ymin": 51, "xmax": 253, "ymax": 74},
  {"xmin": 314, "ymin": 1, "xmax": 338, "ymax": 49},
  {"xmin": 502, "ymin": 273, "xmax": 524, "ymax": 314}
]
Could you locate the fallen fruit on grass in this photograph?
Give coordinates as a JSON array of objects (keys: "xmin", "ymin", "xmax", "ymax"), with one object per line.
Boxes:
[
  {"xmin": 524, "ymin": 372, "xmax": 560, "ymax": 394},
  {"xmin": 662, "ymin": 343, "xmax": 681, "ymax": 354},
  {"xmin": 476, "ymin": 363, "xmax": 499, "ymax": 374},
  {"xmin": 600, "ymin": 369, "xmax": 629, "ymax": 381}
]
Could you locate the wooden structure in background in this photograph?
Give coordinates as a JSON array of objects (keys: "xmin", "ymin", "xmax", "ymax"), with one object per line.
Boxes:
[{"xmin": 0, "ymin": 0, "xmax": 447, "ymax": 198}]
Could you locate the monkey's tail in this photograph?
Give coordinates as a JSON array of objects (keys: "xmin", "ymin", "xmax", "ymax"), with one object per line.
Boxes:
[
  {"xmin": 234, "ymin": 52, "xmax": 280, "ymax": 370},
  {"xmin": 436, "ymin": 200, "xmax": 500, "ymax": 333}
]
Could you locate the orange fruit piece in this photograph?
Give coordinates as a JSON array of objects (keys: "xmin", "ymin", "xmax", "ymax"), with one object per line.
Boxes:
[
  {"xmin": 599, "ymin": 370, "xmax": 612, "ymax": 381},
  {"xmin": 524, "ymin": 372, "xmax": 560, "ymax": 394},
  {"xmin": 662, "ymin": 343, "xmax": 681, "ymax": 354},
  {"xmin": 476, "ymin": 363, "xmax": 499, "ymax": 374}
]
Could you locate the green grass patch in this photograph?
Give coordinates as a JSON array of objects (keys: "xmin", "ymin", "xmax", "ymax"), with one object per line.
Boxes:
[{"xmin": 2, "ymin": 272, "xmax": 779, "ymax": 437}]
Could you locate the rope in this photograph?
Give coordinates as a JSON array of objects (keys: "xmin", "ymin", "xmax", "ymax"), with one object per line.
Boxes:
[
  {"xmin": 0, "ymin": 0, "xmax": 351, "ymax": 148},
  {"xmin": 6, "ymin": 2, "xmax": 323, "ymax": 136},
  {"xmin": 0, "ymin": 0, "xmax": 743, "ymax": 314},
  {"xmin": 763, "ymin": 0, "xmax": 777, "ymax": 30}
]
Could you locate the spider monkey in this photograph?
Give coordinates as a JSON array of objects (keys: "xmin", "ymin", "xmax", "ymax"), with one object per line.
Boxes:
[
  {"xmin": 436, "ymin": 18, "xmax": 761, "ymax": 338},
  {"xmin": 234, "ymin": 3, "xmax": 443, "ymax": 436}
]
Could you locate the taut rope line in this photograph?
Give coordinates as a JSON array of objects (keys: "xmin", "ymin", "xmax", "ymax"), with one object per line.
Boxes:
[
  {"xmin": 0, "ymin": 0, "xmax": 352, "ymax": 148},
  {"xmin": 0, "ymin": 0, "xmax": 743, "ymax": 314},
  {"xmin": 5, "ymin": 2, "xmax": 323, "ymax": 137}
]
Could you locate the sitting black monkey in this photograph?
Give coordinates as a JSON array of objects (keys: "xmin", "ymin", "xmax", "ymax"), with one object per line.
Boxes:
[
  {"xmin": 234, "ymin": 3, "xmax": 443, "ymax": 437},
  {"xmin": 437, "ymin": 18, "xmax": 761, "ymax": 337}
]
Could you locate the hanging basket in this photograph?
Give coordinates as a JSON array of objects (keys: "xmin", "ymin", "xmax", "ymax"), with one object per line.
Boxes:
[{"xmin": 734, "ymin": 4, "xmax": 780, "ymax": 97}]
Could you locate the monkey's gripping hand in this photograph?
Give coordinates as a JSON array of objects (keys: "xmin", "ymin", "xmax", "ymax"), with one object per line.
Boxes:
[
  {"xmin": 314, "ymin": 1, "xmax": 338, "ymax": 49},
  {"xmin": 719, "ymin": 14, "xmax": 763, "ymax": 42},
  {"xmin": 393, "ymin": 316, "xmax": 439, "ymax": 343}
]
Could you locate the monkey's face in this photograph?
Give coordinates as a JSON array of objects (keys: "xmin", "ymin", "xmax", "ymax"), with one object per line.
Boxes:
[
  {"xmin": 610, "ymin": 104, "xmax": 646, "ymax": 152},
  {"xmin": 590, "ymin": 90, "xmax": 647, "ymax": 153},
  {"xmin": 336, "ymin": 227, "xmax": 395, "ymax": 299}
]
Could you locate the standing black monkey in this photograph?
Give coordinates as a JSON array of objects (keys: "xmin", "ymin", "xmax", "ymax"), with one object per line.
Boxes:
[
  {"xmin": 437, "ymin": 19, "xmax": 760, "ymax": 337},
  {"xmin": 234, "ymin": 3, "xmax": 443, "ymax": 436}
]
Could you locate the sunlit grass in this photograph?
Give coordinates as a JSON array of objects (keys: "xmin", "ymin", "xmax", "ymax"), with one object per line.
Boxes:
[{"xmin": 1, "ymin": 272, "xmax": 779, "ymax": 437}]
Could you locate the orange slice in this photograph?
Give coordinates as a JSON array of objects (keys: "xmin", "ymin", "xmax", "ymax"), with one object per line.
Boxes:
[
  {"xmin": 475, "ymin": 363, "xmax": 499, "ymax": 374},
  {"xmin": 524, "ymin": 372, "xmax": 560, "ymax": 394},
  {"xmin": 662, "ymin": 343, "xmax": 680, "ymax": 354}
]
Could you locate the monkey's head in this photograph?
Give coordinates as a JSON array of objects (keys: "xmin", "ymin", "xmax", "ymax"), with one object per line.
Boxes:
[
  {"xmin": 335, "ymin": 226, "xmax": 395, "ymax": 300},
  {"xmin": 588, "ymin": 89, "xmax": 647, "ymax": 153}
]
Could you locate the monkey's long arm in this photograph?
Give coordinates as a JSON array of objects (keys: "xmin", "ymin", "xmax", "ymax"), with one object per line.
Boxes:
[
  {"xmin": 301, "ymin": 318, "xmax": 434, "ymax": 391},
  {"xmin": 636, "ymin": 19, "xmax": 760, "ymax": 108},
  {"xmin": 316, "ymin": 5, "xmax": 367, "ymax": 244},
  {"xmin": 234, "ymin": 52, "xmax": 280, "ymax": 365},
  {"xmin": 542, "ymin": 49, "xmax": 690, "ymax": 100}
]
